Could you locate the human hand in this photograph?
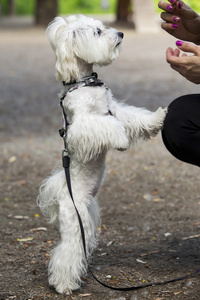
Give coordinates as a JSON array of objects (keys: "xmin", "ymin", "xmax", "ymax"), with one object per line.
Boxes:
[
  {"xmin": 158, "ymin": 0, "xmax": 200, "ymax": 44},
  {"xmin": 166, "ymin": 41, "xmax": 200, "ymax": 84}
]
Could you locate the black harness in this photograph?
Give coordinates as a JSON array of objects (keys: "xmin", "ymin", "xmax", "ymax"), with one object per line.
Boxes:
[{"xmin": 59, "ymin": 73, "xmax": 200, "ymax": 291}]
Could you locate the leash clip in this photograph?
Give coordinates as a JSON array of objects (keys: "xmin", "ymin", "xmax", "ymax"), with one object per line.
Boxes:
[
  {"xmin": 62, "ymin": 149, "xmax": 70, "ymax": 168},
  {"xmin": 62, "ymin": 149, "xmax": 69, "ymax": 158}
]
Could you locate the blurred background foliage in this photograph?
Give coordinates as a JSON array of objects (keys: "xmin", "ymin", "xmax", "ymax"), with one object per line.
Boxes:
[
  {"xmin": 153, "ymin": 0, "xmax": 200, "ymax": 12},
  {"xmin": 0, "ymin": 0, "xmax": 116, "ymax": 15},
  {"xmin": 0, "ymin": 0, "xmax": 199, "ymax": 16}
]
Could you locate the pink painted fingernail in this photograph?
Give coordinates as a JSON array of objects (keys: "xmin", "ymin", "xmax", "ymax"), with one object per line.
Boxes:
[
  {"xmin": 170, "ymin": 0, "xmax": 175, "ymax": 3},
  {"xmin": 172, "ymin": 24, "xmax": 178, "ymax": 28},
  {"xmin": 167, "ymin": 5, "xmax": 173, "ymax": 10},
  {"xmin": 173, "ymin": 16, "xmax": 180, "ymax": 22},
  {"xmin": 176, "ymin": 40, "xmax": 184, "ymax": 46},
  {"xmin": 178, "ymin": 1, "xmax": 182, "ymax": 9}
]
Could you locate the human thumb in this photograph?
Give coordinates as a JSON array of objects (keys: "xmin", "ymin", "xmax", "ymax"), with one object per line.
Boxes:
[{"xmin": 176, "ymin": 40, "xmax": 200, "ymax": 55}]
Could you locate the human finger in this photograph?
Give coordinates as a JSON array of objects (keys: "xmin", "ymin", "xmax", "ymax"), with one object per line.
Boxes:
[
  {"xmin": 167, "ymin": 48, "xmax": 182, "ymax": 58},
  {"xmin": 174, "ymin": 48, "xmax": 181, "ymax": 57},
  {"xmin": 160, "ymin": 12, "xmax": 180, "ymax": 23},
  {"xmin": 161, "ymin": 21, "xmax": 178, "ymax": 32},
  {"xmin": 166, "ymin": 47, "xmax": 182, "ymax": 65},
  {"xmin": 175, "ymin": 41, "xmax": 200, "ymax": 55},
  {"xmin": 166, "ymin": 47, "xmax": 177, "ymax": 60},
  {"xmin": 158, "ymin": 0, "xmax": 176, "ymax": 12}
]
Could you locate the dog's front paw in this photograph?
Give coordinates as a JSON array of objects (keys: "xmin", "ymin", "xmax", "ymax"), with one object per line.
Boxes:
[
  {"xmin": 116, "ymin": 135, "xmax": 129, "ymax": 151},
  {"xmin": 114, "ymin": 129, "xmax": 129, "ymax": 151},
  {"xmin": 116, "ymin": 138, "xmax": 129, "ymax": 151},
  {"xmin": 149, "ymin": 107, "xmax": 167, "ymax": 136},
  {"xmin": 155, "ymin": 107, "xmax": 168, "ymax": 119}
]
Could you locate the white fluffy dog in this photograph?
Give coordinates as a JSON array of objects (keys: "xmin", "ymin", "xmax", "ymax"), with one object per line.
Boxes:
[{"xmin": 37, "ymin": 15, "xmax": 167, "ymax": 295}]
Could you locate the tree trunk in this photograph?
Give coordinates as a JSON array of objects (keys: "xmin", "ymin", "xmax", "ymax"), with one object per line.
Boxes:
[
  {"xmin": 116, "ymin": 0, "xmax": 131, "ymax": 22},
  {"xmin": 8, "ymin": 0, "xmax": 16, "ymax": 16},
  {"xmin": 35, "ymin": 0, "xmax": 58, "ymax": 26}
]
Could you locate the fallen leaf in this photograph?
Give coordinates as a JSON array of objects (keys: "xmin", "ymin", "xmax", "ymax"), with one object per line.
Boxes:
[
  {"xmin": 8, "ymin": 156, "xmax": 17, "ymax": 163},
  {"xmin": 192, "ymin": 222, "xmax": 200, "ymax": 226},
  {"xmin": 34, "ymin": 214, "xmax": 40, "ymax": 217},
  {"xmin": 17, "ymin": 180, "xmax": 26, "ymax": 186},
  {"xmin": 182, "ymin": 234, "xmax": 200, "ymax": 240},
  {"xmin": 152, "ymin": 189, "xmax": 159, "ymax": 195},
  {"xmin": 152, "ymin": 198, "xmax": 160, "ymax": 202},
  {"xmin": 17, "ymin": 237, "xmax": 33, "ymax": 242},
  {"xmin": 107, "ymin": 240, "xmax": 115, "ymax": 247},
  {"xmin": 22, "ymin": 153, "xmax": 30, "ymax": 158},
  {"xmin": 164, "ymin": 232, "xmax": 172, "ymax": 237},
  {"xmin": 109, "ymin": 280, "xmax": 120, "ymax": 284},
  {"xmin": 136, "ymin": 258, "xmax": 146, "ymax": 264},
  {"xmin": 173, "ymin": 291, "xmax": 183, "ymax": 295},
  {"xmin": 30, "ymin": 227, "xmax": 47, "ymax": 232},
  {"xmin": 14, "ymin": 215, "xmax": 29, "ymax": 220}
]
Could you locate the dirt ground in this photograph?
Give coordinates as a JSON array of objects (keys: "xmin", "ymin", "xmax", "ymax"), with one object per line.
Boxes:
[{"xmin": 1, "ymin": 17, "xmax": 200, "ymax": 300}]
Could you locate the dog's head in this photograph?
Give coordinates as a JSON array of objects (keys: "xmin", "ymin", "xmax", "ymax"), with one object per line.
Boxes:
[{"xmin": 46, "ymin": 15, "xmax": 124, "ymax": 83}]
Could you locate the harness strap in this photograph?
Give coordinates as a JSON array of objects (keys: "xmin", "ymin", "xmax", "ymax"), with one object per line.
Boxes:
[
  {"xmin": 61, "ymin": 72, "xmax": 104, "ymax": 99},
  {"xmin": 59, "ymin": 75, "xmax": 200, "ymax": 291}
]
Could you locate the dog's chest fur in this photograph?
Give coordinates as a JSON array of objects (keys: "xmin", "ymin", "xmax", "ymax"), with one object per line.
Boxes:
[{"xmin": 63, "ymin": 85, "xmax": 113, "ymax": 123}]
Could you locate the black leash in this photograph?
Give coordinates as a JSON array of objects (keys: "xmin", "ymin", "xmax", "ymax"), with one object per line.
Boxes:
[
  {"xmin": 59, "ymin": 75, "xmax": 200, "ymax": 291},
  {"xmin": 61, "ymin": 150, "xmax": 200, "ymax": 291}
]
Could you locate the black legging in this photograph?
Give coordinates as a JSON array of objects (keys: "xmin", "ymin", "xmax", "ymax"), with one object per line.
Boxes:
[{"xmin": 162, "ymin": 94, "xmax": 200, "ymax": 167}]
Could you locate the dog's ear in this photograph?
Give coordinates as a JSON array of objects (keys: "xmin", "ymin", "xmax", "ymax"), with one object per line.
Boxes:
[
  {"xmin": 46, "ymin": 17, "xmax": 79, "ymax": 83},
  {"xmin": 54, "ymin": 31, "xmax": 79, "ymax": 83}
]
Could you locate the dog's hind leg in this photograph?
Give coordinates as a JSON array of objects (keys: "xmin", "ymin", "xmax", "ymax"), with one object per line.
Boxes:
[{"xmin": 48, "ymin": 196, "xmax": 100, "ymax": 295}]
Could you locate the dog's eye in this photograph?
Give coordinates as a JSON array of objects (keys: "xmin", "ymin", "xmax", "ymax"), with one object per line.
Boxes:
[{"xmin": 96, "ymin": 28, "xmax": 101, "ymax": 36}]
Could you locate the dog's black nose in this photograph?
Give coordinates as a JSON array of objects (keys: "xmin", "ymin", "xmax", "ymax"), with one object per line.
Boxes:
[{"xmin": 118, "ymin": 32, "xmax": 124, "ymax": 39}]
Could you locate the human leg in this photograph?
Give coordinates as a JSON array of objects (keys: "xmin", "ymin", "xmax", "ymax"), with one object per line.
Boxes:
[{"xmin": 162, "ymin": 94, "xmax": 200, "ymax": 167}]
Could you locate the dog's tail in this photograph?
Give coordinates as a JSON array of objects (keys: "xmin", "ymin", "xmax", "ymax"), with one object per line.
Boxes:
[{"xmin": 37, "ymin": 170, "xmax": 66, "ymax": 223}]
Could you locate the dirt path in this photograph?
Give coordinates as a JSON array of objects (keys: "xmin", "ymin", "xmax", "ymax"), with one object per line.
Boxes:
[{"xmin": 1, "ymin": 17, "xmax": 200, "ymax": 300}]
